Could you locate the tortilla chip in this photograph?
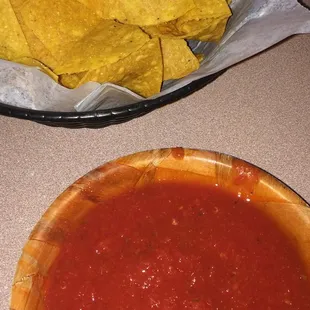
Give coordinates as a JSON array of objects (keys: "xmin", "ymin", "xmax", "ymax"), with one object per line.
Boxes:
[
  {"xmin": 74, "ymin": 0, "xmax": 108, "ymax": 17},
  {"xmin": 77, "ymin": 0, "xmax": 196, "ymax": 26},
  {"xmin": 13, "ymin": 57, "xmax": 58, "ymax": 82},
  {"xmin": 54, "ymin": 20, "xmax": 150, "ymax": 74},
  {"xmin": 59, "ymin": 73, "xmax": 85, "ymax": 89},
  {"xmin": 143, "ymin": 0, "xmax": 231, "ymax": 41},
  {"xmin": 11, "ymin": 13, "xmax": 60, "ymax": 70},
  {"xmin": 0, "ymin": 0, "xmax": 31, "ymax": 60},
  {"xmin": 143, "ymin": 21, "xmax": 188, "ymax": 39},
  {"xmin": 194, "ymin": 18, "xmax": 229, "ymax": 42},
  {"xmin": 161, "ymin": 38, "xmax": 199, "ymax": 80},
  {"xmin": 144, "ymin": 18, "xmax": 229, "ymax": 41},
  {"xmin": 61, "ymin": 39, "xmax": 163, "ymax": 98},
  {"xmin": 177, "ymin": 0, "xmax": 231, "ymax": 26},
  {"xmin": 14, "ymin": 0, "xmax": 102, "ymax": 59},
  {"xmin": 176, "ymin": 0, "xmax": 231, "ymax": 34}
]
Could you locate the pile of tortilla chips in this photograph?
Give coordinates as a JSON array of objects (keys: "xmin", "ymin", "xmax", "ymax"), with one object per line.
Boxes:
[{"xmin": 0, "ymin": 0, "xmax": 231, "ymax": 98}]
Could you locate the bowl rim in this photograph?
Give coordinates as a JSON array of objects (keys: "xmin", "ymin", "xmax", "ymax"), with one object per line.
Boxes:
[{"xmin": 10, "ymin": 148, "xmax": 310, "ymax": 310}]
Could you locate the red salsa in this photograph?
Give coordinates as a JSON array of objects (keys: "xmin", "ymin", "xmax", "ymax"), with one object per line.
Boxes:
[{"xmin": 44, "ymin": 181, "xmax": 310, "ymax": 309}]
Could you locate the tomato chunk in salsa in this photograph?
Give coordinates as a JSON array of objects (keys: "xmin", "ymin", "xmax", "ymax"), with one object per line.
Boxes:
[{"xmin": 44, "ymin": 181, "xmax": 310, "ymax": 309}]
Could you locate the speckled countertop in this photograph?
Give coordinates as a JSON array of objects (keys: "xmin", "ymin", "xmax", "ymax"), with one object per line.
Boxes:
[{"xmin": 0, "ymin": 35, "xmax": 310, "ymax": 309}]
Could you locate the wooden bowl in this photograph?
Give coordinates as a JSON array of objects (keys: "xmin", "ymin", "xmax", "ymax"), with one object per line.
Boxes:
[{"xmin": 10, "ymin": 148, "xmax": 310, "ymax": 310}]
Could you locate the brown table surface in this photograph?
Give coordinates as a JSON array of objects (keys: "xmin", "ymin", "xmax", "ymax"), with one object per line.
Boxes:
[{"xmin": 1, "ymin": 35, "xmax": 310, "ymax": 308}]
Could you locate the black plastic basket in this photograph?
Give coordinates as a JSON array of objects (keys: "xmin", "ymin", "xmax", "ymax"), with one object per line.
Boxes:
[{"xmin": 0, "ymin": 71, "xmax": 225, "ymax": 128}]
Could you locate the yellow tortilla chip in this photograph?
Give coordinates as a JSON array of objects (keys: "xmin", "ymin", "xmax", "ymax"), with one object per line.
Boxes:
[
  {"xmin": 143, "ymin": 0, "xmax": 231, "ymax": 41},
  {"xmin": 143, "ymin": 21, "xmax": 189, "ymax": 39},
  {"xmin": 10, "ymin": 12, "xmax": 60, "ymax": 70},
  {"xmin": 144, "ymin": 18, "xmax": 227, "ymax": 42},
  {"xmin": 0, "ymin": 0, "xmax": 31, "ymax": 60},
  {"xmin": 177, "ymin": 0, "xmax": 231, "ymax": 25},
  {"xmin": 59, "ymin": 73, "xmax": 85, "ymax": 89},
  {"xmin": 54, "ymin": 20, "xmax": 150, "ymax": 74},
  {"xmin": 13, "ymin": 57, "xmax": 58, "ymax": 82},
  {"xmin": 161, "ymin": 38, "xmax": 199, "ymax": 80},
  {"xmin": 7, "ymin": 0, "xmax": 23, "ymax": 8},
  {"xmin": 166, "ymin": 16, "xmax": 229, "ymax": 42},
  {"xmin": 74, "ymin": 0, "xmax": 108, "ymax": 17},
  {"xmin": 14, "ymin": 0, "xmax": 102, "ymax": 58},
  {"xmin": 176, "ymin": 0, "xmax": 231, "ymax": 34},
  {"xmin": 77, "ymin": 0, "xmax": 196, "ymax": 26},
  {"xmin": 61, "ymin": 39, "xmax": 163, "ymax": 98},
  {"xmin": 193, "ymin": 18, "xmax": 229, "ymax": 41}
]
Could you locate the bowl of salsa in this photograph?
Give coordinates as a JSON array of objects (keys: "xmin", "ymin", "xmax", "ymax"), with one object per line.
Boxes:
[{"xmin": 11, "ymin": 148, "xmax": 310, "ymax": 309}]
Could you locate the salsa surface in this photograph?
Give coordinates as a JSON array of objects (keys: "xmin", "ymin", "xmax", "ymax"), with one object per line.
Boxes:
[{"xmin": 44, "ymin": 181, "xmax": 310, "ymax": 309}]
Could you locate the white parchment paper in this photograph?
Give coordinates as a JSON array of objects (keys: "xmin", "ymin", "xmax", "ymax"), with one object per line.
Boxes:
[{"xmin": 0, "ymin": 0, "xmax": 309, "ymax": 112}]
